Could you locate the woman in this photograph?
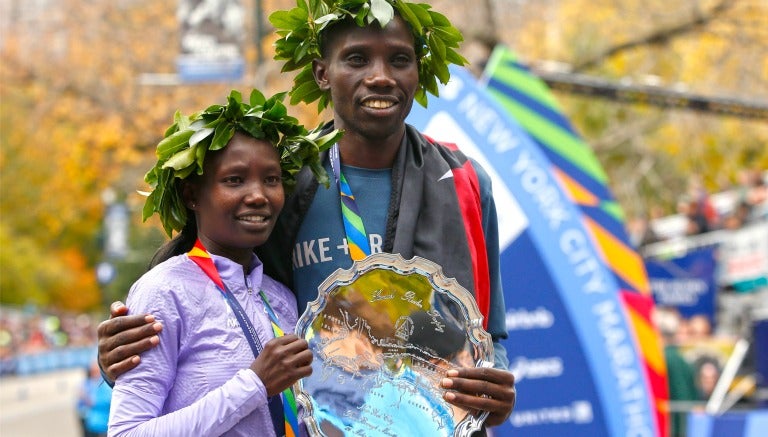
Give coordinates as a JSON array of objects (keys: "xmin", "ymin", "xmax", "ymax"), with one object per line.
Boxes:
[{"xmin": 107, "ymin": 90, "xmax": 341, "ymax": 437}]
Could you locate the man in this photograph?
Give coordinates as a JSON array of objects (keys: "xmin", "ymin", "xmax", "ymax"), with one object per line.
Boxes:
[{"xmin": 98, "ymin": 0, "xmax": 516, "ymax": 431}]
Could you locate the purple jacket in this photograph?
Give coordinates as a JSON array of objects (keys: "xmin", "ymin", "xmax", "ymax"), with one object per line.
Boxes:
[{"xmin": 108, "ymin": 253, "xmax": 297, "ymax": 437}]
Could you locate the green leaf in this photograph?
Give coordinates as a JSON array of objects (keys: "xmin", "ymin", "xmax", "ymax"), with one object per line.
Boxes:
[
  {"xmin": 425, "ymin": 64, "xmax": 443, "ymax": 90},
  {"xmin": 280, "ymin": 58, "xmax": 305, "ymax": 73},
  {"xmin": 142, "ymin": 190, "xmax": 157, "ymax": 222},
  {"xmin": 225, "ymin": 95, "xmax": 243, "ymax": 119},
  {"xmin": 163, "ymin": 145, "xmax": 197, "ymax": 170},
  {"xmin": 167, "ymin": 111, "xmax": 191, "ymax": 135},
  {"xmin": 168, "ymin": 194, "xmax": 187, "ymax": 234},
  {"xmin": 317, "ymin": 93, "xmax": 332, "ymax": 113},
  {"xmin": 266, "ymin": 102, "xmax": 288, "ymax": 120},
  {"xmin": 289, "ymin": 76, "xmax": 324, "ymax": 105},
  {"xmin": 429, "ymin": 10, "xmax": 451, "ymax": 27},
  {"xmin": 195, "ymin": 141, "xmax": 207, "ymax": 172},
  {"xmin": 239, "ymin": 118, "xmax": 266, "ymax": 140},
  {"xmin": 144, "ymin": 167, "xmax": 158, "ymax": 185},
  {"xmin": 433, "ymin": 25, "xmax": 464, "ymax": 46},
  {"xmin": 294, "ymin": 40, "xmax": 312, "ymax": 62},
  {"xmin": 176, "ymin": 165, "xmax": 196, "ymax": 179},
  {"xmin": 249, "ymin": 89, "xmax": 266, "ymax": 106},
  {"xmin": 311, "ymin": 161, "xmax": 330, "ymax": 188},
  {"xmin": 294, "ymin": 65, "xmax": 316, "ymax": 84},
  {"xmin": 428, "ymin": 33, "xmax": 446, "ymax": 61},
  {"xmin": 445, "ymin": 48, "xmax": 468, "ymax": 66},
  {"xmin": 188, "ymin": 127, "xmax": 215, "ymax": 147},
  {"xmin": 406, "ymin": 3, "xmax": 432, "ymax": 27},
  {"xmin": 210, "ymin": 124, "xmax": 235, "ymax": 152},
  {"xmin": 360, "ymin": 8, "xmax": 371, "ymax": 26},
  {"xmin": 315, "ymin": 12, "xmax": 341, "ymax": 25},
  {"xmin": 313, "ymin": 129, "xmax": 344, "ymax": 151},
  {"xmin": 269, "ymin": 8, "xmax": 308, "ymax": 29},
  {"xmin": 414, "ymin": 87, "xmax": 428, "ymax": 107},
  {"xmin": 274, "ymin": 38, "xmax": 300, "ymax": 61},
  {"xmin": 156, "ymin": 129, "xmax": 194, "ymax": 158}
]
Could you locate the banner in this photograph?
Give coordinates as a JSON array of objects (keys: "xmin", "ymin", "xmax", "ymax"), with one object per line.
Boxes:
[
  {"xmin": 645, "ymin": 247, "xmax": 717, "ymax": 323},
  {"xmin": 480, "ymin": 46, "xmax": 668, "ymax": 436},
  {"xmin": 177, "ymin": 0, "xmax": 245, "ymax": 82},
  {"xmin": 753, "ymin": 316, "xmax": 768, "ymax": 407},
  {"xmin": 480, "ymin": 46, "xmax": 649, "ymax": 297},
  {"xmin": 407, "ymin": 66, "xmax": 658, "ymax": 437},
  {"xmin": 718, "ymin": 222, "xmax": 768, "ymax": 292}
]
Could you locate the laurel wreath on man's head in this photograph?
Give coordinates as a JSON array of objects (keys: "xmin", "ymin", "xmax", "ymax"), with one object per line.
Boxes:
[
  {"xmin": 270, "ymin": 0, "xmax": 468, "ymax": 112},
  {"xmin": 141, "ymin": 89, "xmax": 343, "ymax": 237}
]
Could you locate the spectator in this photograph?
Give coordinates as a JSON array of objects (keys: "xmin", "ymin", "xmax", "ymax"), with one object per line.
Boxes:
[
  {"xmin": 687, "ymin": 176, "xmax": 720, "ymax": 230},
  {"xmin": 653, "ymin": 307, "xmax": 698, "ymax": 437},
  {"xmin": 745, "ymin": 171, "xmax": 768, "ymax": 221},
  {"xmin": 688, "ymin": 314, "xmax": 713, "ymax": 342},
  {"xmin": 78, "ymin": 361, "xmax": 113, "ymax": 437},
  {"xmin": 693, "ymin": 355, "xmax": 723, "ymax": 401},
  {"xmin": 674, "ymin": 316, "xmax": 693, "ymax": 345},
  {"xmin": 627, "ymin": 214, "xmax": 661, "ymax": 248},
  {"xmin": 722, "ymin": 201, "xmax": 751, "ymax": 230},
  {"xmin": 679, "ymin": 196, "xmax": 710, "ymax": 235}
]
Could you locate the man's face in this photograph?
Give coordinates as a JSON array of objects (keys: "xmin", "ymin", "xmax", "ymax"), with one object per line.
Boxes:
[{"xmin": 313, "ymin": 16, "xmax": 419, "ymax": 142}]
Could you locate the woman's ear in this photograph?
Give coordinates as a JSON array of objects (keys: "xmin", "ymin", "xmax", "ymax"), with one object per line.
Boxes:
[
  {"xmin": 312, "ymin": 58, "xmax": 330, "ymax": 91},
  {"xmin": 181, "ymin": 181, "xmax": 197, "ymax": 210}
]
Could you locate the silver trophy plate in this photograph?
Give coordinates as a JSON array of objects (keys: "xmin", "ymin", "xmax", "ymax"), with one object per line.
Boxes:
[{"xmin": 294, "ymin": 253, "xmax": 494, "ymax": 436}]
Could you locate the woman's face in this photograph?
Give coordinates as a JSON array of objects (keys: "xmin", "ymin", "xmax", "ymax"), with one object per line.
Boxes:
[{"xmin": 186, "ymin": 132, "xmax": 284, "ymax": 265}]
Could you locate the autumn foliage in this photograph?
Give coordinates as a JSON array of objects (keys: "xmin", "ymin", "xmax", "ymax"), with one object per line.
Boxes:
[{"xmin": 1, "ymin": 0, "xmax": 766, "ymax": 311}]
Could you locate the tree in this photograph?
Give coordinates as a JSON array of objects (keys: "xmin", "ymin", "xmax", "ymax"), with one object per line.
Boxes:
[
  {"xmin": 0, "ymin": 0, "xmax": 326, "ymax": 310},
  {"xmin": 1, "ymin": 0, "xmax": 765, "ymax": 310},
  {"xmin": 436, "ymin": 0, "xmax": 768, "ymax": 216}
]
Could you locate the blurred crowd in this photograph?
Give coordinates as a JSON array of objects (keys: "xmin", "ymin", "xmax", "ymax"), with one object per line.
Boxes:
[
  {"xmin": 655, "ymin": 309, "xmax": 723, "ymax": 393},
  {"xmin": 0, "ymin": 306, "xmax": 99, "ymax": 376},
  {"xmin": 653, "ymin": 307, "xmax": 736, "ymax": 436},
  {"xmin": 629, "ymin": 168, "xmax": 768, "ymax": 248},
  {"xmin": 654, "ymin": 302, "xmax": 768, "ymax": 437}
]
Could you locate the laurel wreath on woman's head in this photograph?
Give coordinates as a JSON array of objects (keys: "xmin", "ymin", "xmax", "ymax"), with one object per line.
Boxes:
[
  {"xmin": 270, "ymin": 0, "xmax": 468, "ymax": 112},
  {"xmin": 141, "ymin": 89, "xmax": 343, "ymax": 237}
]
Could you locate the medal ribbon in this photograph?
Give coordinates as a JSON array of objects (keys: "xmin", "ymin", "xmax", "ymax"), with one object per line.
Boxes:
[
  {"xmin": 259, "ymin": 289, "xmax": 300, "ymax": 437},
  {"xmin": 329, "ymin": 144, "xmax": 371, "ymax": 260},
  {"xmin": 187, "ymin": 239, "xmax": 298, "ymax": 437}
]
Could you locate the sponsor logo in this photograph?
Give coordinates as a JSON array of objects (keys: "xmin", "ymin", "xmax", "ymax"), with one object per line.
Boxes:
[
  {"xmin": 650, "ymin": 278, "xmax": 709, "ymax": 306},
  {"xmin": 509, "ymin": 401, "xmax": 594, "ymax": 427},
  {"xmin": 505, "ymin": 307, "xmax": 554, "ymax": 330},
  {"xmin": 509, "ymin": 356, "xmax": 564, "ymax": 382}
]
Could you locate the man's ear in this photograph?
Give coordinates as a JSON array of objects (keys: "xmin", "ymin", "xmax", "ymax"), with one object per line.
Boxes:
[
  {"xmin": 312, "ymin": 58, "xmax": 330, "ymax": 91},
  {"xmin": 181, "ymin": 181, "xmax": 198, "ymax": 210}
]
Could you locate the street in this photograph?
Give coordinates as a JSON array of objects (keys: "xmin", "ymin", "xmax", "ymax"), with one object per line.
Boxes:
[{"xmin": 0, "ymin": 368, "xmax": 85, "ymax": 437}]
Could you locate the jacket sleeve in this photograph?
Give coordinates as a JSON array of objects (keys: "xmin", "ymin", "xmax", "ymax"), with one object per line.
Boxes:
[{"xmin": 109, "ymin": 369, "xmax": 268, "ymax": 437}]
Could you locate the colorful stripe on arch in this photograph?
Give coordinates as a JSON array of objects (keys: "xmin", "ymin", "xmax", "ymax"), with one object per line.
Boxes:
[{"xmin": 482, "ymin": 46, "xmax": 669, "ymax": 437}]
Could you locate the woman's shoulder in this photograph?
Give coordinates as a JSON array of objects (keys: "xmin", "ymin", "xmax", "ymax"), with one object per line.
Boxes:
[
  {"xmin": 128, "ymin": 254, "xmax": 206, "ymax": 307},
  {"xmin": 134, "ymin": 254, "xmax": 198, "ymax": 284}
]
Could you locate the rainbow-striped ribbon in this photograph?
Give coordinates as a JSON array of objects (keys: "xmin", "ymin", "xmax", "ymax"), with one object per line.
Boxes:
[
  {"xmin": 259, "ymin": 289, "xmax": 300, "ymax": 437},
  {"xmin": 330, "ymin": 144, "xmax": 371, "ymax": 261},
  {"xmin": 188, "ymin": 239, "xmax": 298, "ymax": 437}
]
